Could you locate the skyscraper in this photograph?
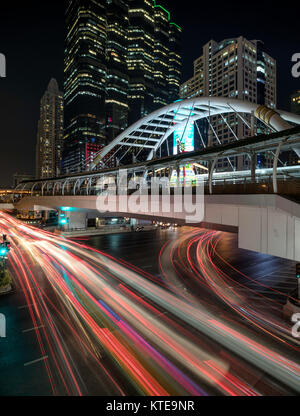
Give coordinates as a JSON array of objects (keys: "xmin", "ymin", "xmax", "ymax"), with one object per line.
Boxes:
[
  {"xmin": 127, "ymin": 0, "xmax": 155, "ymax": 124},
  {"xmin": 63, "ymin": 0, "xmax": 182, "ymax": 172},
  {"xmin": 36, "ymin": 79, "xmax": 64, "ymax": 179},
  {"xmin": 105, "ymin": 0, "xmax": 130, "ymax": 142},
  {"xmin": 168, "ymin": 21, "xmax": 182, "ymax": 103},
  {"xmin": 154, "ymin": 4, "xmax": 170, "ymax": 107},
  {"xmin": 180, "ymin": 36, "xmax": 276, "ymax": 170},
  {"xmin": 127, "ymin": 1, "xmax": 182, "ymax": 123},
  {"xmin": 64, "ymin": 0, "xmax": 108, "ymax": 172}
]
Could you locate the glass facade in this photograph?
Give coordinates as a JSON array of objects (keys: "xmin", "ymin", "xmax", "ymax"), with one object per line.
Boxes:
[
  {"xmin": 36, "ymin": 79, "xmax": 64, "ymax": 179},
  {"xmin": 106, "ymin": 0, "xmax": 130, "ymax": 142},
  {"xmin": 64, "ymin": 0, "xmax": 108, "ymax": 172},
  {"xmin": 127, "ymin": 0, "xmax": 155, "ymax": 124},
  {"xmin": 63, "ymin": 0, "xmax": 182, "ymax": 172},
  {"xmin": 179, "ymin": 37, "xmax": 277, "ymax": 170}
]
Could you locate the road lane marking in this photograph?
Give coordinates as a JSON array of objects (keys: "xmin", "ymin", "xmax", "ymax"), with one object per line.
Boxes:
[
  {"xmin": 18, "ymin": 304, "xmax": 34, "ymax": 310},
  {"xmin": 24, "ymin": 356, "xmax": 48, "ymax": 367},
  {"xmin": 22, "ymin": 325, "xmax": 45, "ymax": 333}
]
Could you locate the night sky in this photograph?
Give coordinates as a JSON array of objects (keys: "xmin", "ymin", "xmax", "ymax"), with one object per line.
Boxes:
[{"xmin": 0, "ymin": 0, "xmax": 299, "ymax": 187}]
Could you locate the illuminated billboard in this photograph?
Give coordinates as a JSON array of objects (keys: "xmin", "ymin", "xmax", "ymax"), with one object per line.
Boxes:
[
  {"xmin": 173, "ymin": 107, "xmax": 195, "ymax": 155},
  {"xmin": 171, "ymin": 107, "xmax": 196, "ymax": 185}
]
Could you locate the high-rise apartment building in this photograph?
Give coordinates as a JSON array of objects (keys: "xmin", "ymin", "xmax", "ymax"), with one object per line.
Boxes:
[
  {"xmin": 63, "ymin": 0, "xmax": 182, "ymax": 172},
  {"xmin": 36, "ymin": 79, "xmax": 64, "ymax": 178},
  {"xmin": 180, "ymin": 37, "xmax": 276, "ymax": 170}
]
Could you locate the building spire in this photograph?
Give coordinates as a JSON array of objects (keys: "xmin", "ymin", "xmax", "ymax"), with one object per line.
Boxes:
[{"xmin": 47, "ymin": 78, "xmax": 59, "ymax": 93}]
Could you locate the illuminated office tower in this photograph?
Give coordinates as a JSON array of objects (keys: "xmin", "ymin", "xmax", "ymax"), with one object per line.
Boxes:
[
  {"xmin": 36, "ymin": 79, "xmax": 64, "ymax": 179},
  {"xmin": 154, "ymin": 4, "xmax": 171, "ymax": 107},
  {"xmin": 168, "ymin": 21, "xmax": 182, "ymax": 103},
  {"xmin": 63, "ymin": 0, "xmax": 108, "ymax": 172},
  {"xmin": 127, "ymin": 0, "xmax": 155, "ymax": 124},
  {"xmin": 180, "ymin": 37, "xmax": 277, "ymax": 170},
  {"xmin": 127, "ymin": 0, "xmax": 182, "ymax": 124},
  {"xmin": 105, "ymin": 0, "xmax": 130, "ymax": 141},
  {"xmin": 291, "ymin": 90, "xmax": 300, "ymax": 115},
  {"xmin": 63, "ymin": 0, "xmax": 182, "ymax": 172}
]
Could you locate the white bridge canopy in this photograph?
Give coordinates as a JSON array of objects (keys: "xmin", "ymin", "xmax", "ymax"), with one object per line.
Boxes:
[{"xmin": 89, "ymin": 97, "xmax": 300, "ymax": 170}]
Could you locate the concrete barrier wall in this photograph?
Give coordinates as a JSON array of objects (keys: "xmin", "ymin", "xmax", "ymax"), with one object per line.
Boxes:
[{"xmin": 203, "ymin": 203, "xmax": 299, "ymax": 261}]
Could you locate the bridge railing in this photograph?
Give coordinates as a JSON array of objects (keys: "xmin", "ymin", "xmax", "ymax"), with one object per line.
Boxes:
[
  {"xmin": 204, "ymin": 179, "xmax": 300, "ymax": 200},
  {"xmin": 24, "ymin": 176, "xmax": 300, "ymax": 202}
]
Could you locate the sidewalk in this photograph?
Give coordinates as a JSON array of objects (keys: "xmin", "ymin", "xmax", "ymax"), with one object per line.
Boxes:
[{"xmin": 56, "ymin": 225, "xmax": 157, "ymax": 238}]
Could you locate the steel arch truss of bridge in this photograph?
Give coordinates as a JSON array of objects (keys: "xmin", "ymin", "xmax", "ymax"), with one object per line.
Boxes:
[
  {"xmin": 83, "ymin": 97, "xmax": 300, "ymax": 172},
  {"xmin": 15, "ymin": 124, "xmax": 300, "ymax": 200},
  {"xmin": 13, "ymin": 97, "xmax": 300, "ymax": 199}
]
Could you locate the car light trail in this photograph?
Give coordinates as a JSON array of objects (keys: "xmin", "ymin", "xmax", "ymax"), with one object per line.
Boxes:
[{"xmin": 0, "ymin": 212, "xmax": 298, "ymax": 396}]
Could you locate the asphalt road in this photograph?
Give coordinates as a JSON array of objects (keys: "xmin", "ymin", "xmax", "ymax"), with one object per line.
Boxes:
[{"xmin": 0, "ymin": 218, "xmax": 299, "ymax": 396}]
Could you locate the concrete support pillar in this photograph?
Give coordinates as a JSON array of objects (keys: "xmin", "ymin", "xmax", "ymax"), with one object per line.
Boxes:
[
  {"xmin": 43, "ymin": 210, "xmax": 50, "ymax": 221},
  {"xmin": 66, "ymin": 212, "xmax": 87, "ymax": 231},
  {"xmin": 273, "ymin": 140, "xmax": 285, "ymax": 194}
]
